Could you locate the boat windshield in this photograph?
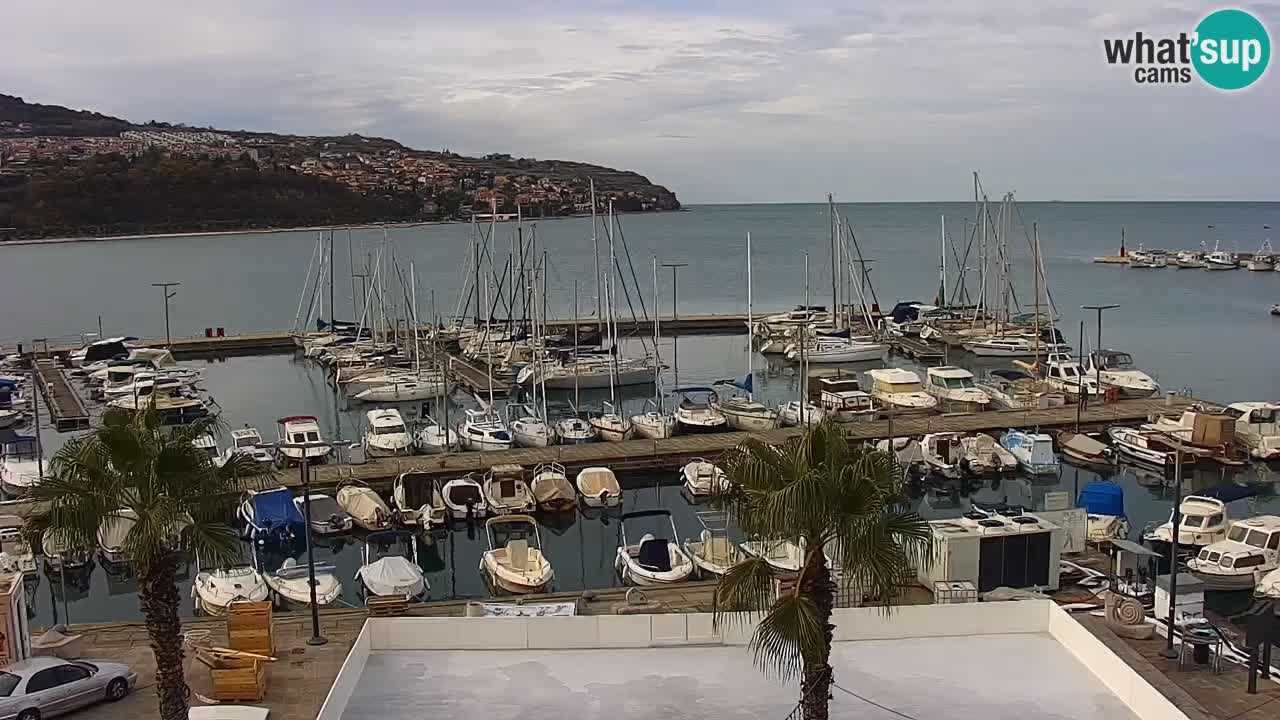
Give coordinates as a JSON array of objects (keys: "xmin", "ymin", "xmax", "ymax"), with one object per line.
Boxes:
[
  {"xmin": 940, "ymin": 377, "xmax": 975, "ymax": 389},
  {"xmin": 235, "ymin": 435, "xmax": 258, "ymax": 448},
  {"xmin": 884, "ymin": 381, "xmax": 923, "ymax": 393},
  {"xmin": 1106, "ymin": 353, "xmax": 1134, "ymax": 368},
  {"xmin": 291, "ymin": 431, "xmax": 321, "ymax": 443},
  {"xmin": 375, "ymin": 423, "xmax": 407, "ymax": 435},
  {"xmin": 1182, "ymin": 515, "xmax": 1205, "ymax": 528},
  {"xmin": 1229, "ymin": 526, "xmax": 1280, "ymax": 549}
]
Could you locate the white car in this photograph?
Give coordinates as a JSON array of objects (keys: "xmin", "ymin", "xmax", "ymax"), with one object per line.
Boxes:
[{"xmin": 0, "ymin": 657, "xmax": 136, "ymax": 719}]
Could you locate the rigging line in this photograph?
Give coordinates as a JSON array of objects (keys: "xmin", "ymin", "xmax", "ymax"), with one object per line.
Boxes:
[{"xmin": 830, "ymin": 682, "xmax": 923, "ymax": 720}]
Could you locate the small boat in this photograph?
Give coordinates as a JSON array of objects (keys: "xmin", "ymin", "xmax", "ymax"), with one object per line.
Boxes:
[
  {"xmin": 876, "ymin": 437, "xmax": 926, "ymax": 476},
  {"xmin": 739, "ymin": 538, "xmax": 805, "ymax": 574},
  {"xmin": 357, "ymin": 531, "xmax": 427, "ymax": 601},
  {"xmin": 864, "ymin": 368, "xmax": 937, "ymax": 415},
  {"xmin": 976, "ymin": 369, "xmax": 1065, "ymax": 411},
  {"xmin": 816, "ymin": 378, "xmax": 877, "ymax": 423},
  {"xmin": 1084, "ymin": 350, "xmax": 1160, "ymax": 398},
  {"xmin": 96, "ymin": 508, "xmax": 138, "ymax": 565},
  {"xmin": 336, "ymin": 481, "xmax": 395, "ymax": 531},
  {"xmin": 0, "ymin": 438, "xmax": 42, "ymax": 496},
  {"xmin": 630, "ymin": 401, "xmax": 676, "ymax": 439},
  {"xmin": 1077, "ymin": 481, "xmax": 1129, "ymax": 544},
  {"xmin": 0, "ymin": 409, "xmax": 24, "ymax": 430},
  {"xmin": 589, "ymin": 401, "xmax": 634, "ymax": 443},
  {"xmin": 1127, "ymin": 246, "xmax": 1168, "ymax": 268},
  {"xmin": 1204, "ymin": 250, "xmax": 1237, "ymax": 270},
  {"xmin": 457, "ymin": 409, "xmax": 513, "ymax": 451},
  {"xmin": 762, "ymin": 305, "xmax": 830, "ymax": 326},
  {"xmin": 615, "ymin": 510, "xmax": 695, "ymax": 586},
  {"xmin": 192, "ymin": 565, "xmax": 269, "ymax": 615},
  {"xmin": 353, "ymin": 374, "xmax": 447, "ymax": 403},
  {"xmin": 553, "ymin": 415, "xmax": 597, "ymax": 444},
  {"xmin": 920, "ymin": 432, "xmax": 963, "ymax": 479},
  {"xmin": 274, "ymin": 416, "xmax": 332, "ymax": 467},
  {"xmin": 0, "ymin": 516, "xmax": 36, "ymax": 576},
  {"xmin": 362, "ymin": 408, "xmax": 413, "ymax": 458},
  {"xmin": 1038, "ymin": 354, "xmax": 1102, "ymax": 400},
  {"xmin": 219, "ymin": 427, "xmax": 276, "ymax": 469},
  {"xmin": 530, "ymin": 463, "xmax": 575, "ymax": 512},
  {"xmin": 958, "ymin": 433, "xmax": 1017, "ymax": 476},
  {"xmin": 480, "ymin": 514, "xmax": 554, "ymax": 594},
  {"xmin": 681, "ymin": 458, "xmax": 728, "ymax": 497},
  {"xmin": 1258, "ymin": 565, "xmax": 1280, "ymax": 602},
  {"xmin": 1222, "ymin": 402, "xmax": 1280, "ymax": 460},
  {"xmin": 413, "ymin": 414, "xmax": 458, "ymax": 454},
  {"xmin": 963, "ymin": 334, "xmax": 1070, "ymax": 357},
  {"xmin": 292, "ymin": 493, "xmax": 353, "ymax": 535},
  {"xmin": 673, "ymin": 387, "xmax": 727, "ymax": 434},
  {"xmin": 40, "ymin": 532, "xmax": 91, "ymax": 573},
  {"xmin": 1272, "ymin": 304, "xmax": 1280, "ymax": 317},
  {"xmin": 483, "ymin": 464, "xmax": 535, "ymax": 515},
  {"xmin": 1000, "ymin": 429, "xmax": 1059, "ymax": 475},
  {"xmin": 576, "ymin": 466, "xmax": 621, "ymax": 508},
  {"xmin": 715, "ymin": 395, "xmax": 778, "ymax": 431},
  {"xmin": 265, "ymin": 558, "xmax": 343, "ymax": 608},
  {"xmin": 238, "ymin": 488, "xmax": 306, "ymax": 547},
  {"xmin": 1187, "ymin": 515, "xmax": 1280, "ymax": 590},
  {"xmin": 391, "ymin": 471, "xmax": 433, "ymax": 527},
  {"xmin": 1108, "ymin": 426, "xmax": 1179, "ymax": 469},
  {"xmin": 507, "ymin": 403, "xmax": 553, "ymax": 448},
  {"xmin": 1143, "ymin": 495, "xmax": 1230, "ymax": 555},
  {"xmin": 1174, "ymin": 250, "xmax": 1206, "ymax": 268},
  {"xmin": 683, "ymin": 511, "xmax": 745, "ymax": 579},
  {"xmin": 777, "ymin": 400, "xmax": 826, "ymax": 428},
  {"xmin": 1057, "ymin": 432, "xmax": 1113, "ymax": 470},
  {"xmin": 784, "ymin": 336, "xmax": 888, "ymax": 364},
  {"xmin": 1245, "ymin": 240, "xmax": 1274, "ymax": 271},
  {"xmin": 441, "ymin": 474, "xmax": 487, "ymax": 520}
]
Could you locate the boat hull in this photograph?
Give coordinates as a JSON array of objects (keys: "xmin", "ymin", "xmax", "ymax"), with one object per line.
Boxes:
[
  {"xmin": 513, "ymin": 429, "xmax": 553, "ymax": 448},
  {"xmin": 677, "ymin": 418, "xmax": 727, "ymax": 434},
  {"xmin": 631, "ymin": 419, "xmax": 674, "ymax": 439},
  {"xmin": 720, "ymin": 409, "xmax": 777, "ymax": 431}
]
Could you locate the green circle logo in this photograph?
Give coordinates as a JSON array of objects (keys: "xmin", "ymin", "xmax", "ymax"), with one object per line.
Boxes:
[{"xmin": 1193, "ymin": 9, "xmax": 1271, "ymax": 90}]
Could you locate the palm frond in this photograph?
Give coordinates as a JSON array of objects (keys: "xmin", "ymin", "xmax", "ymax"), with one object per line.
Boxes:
[
  {"xmin": 750, "ymin": 592, "xmax": 825, "ymax": 682},
  {"xmin": 712, "ymin": 556, "xmax": 776, "ymax": 622}
]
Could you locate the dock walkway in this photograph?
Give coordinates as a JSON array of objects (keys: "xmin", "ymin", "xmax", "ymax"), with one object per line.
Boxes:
[
  {"xmin": 295, "ymin": 396, "xmax": 1192, "ymax": 491},
  {"xmin": 33, "ymin": 359, "xmax": 90, "ymax": 431}
]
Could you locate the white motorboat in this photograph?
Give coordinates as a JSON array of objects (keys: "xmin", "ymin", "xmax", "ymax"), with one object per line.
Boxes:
[
  {"xmin": 1187, "ymin": 515, "xmax": 1280, "ymax": 591},
  {"xmin": 101, "ymin": 373, "xmax": 193, "ymax": 400},
  {"xmin": 616, "ymin": 510, "xmax": 695, "ymax": 586},
  {"xmin": 480, "ymin": 514, "xmax": 554, "ymax": 594},
  {"xmin": 336, "ymin": 481, "xmax": 394, "ymax": 531},
  {"xmin": 441, "ymin": 474, "xmax": 487, "ymax": 519},
  {"xmin": 1084, "ymin": 350, "xmax": 1160, "ymax": 398},
  {"xmin": 920, "ymin": 432, "xmax": 963, "ymax": 479},
  {"xmin": 553, "ymin": 415, "xmax": 597, "ymax": 444},
  {"xmin": 40, "ymin": 531, "xmax": 91, "ymax": 573},
  {"xmin": 293, "ymin": 493, "xmax": 353, "ymax": 535},
  {"xmin": 1127, "ymin": 245, "xmax": 1168, "ymax": 268},
  {"xmin": 977, "ymin": 369, "xmax": 1066, "ymax": 411},
  {"xmin": 192, "ymin": 565, "xmax": 270, "ymax": 616},
  {"xmin": 1057, "ymin": 432, "xmax": 1114, "ymax": 470},
  {"xmin": 739, "ymin": 538, "xmax": 805, "ymax": 574},
  {"xmin": 1245, "ymin": 240, "xmax": 1274, "ymax": 271},
  {"xmin": 1037, "ymin": 354, "xmax": 1101, "ymax": 399},
  {"xmin": 515, "ymin": 355, "xmax": 658, "ymax": 389},
  {"xmin": 631, "ymin": 402, "xmax": 676, "ymax": 439},
  {"xmin": 963, "ymin": 335, "xmax": 1070, "ymax": 357},
  {"xmin": 357, "ymin": 531, "xmax": 427, "ymax": 601},
  {"xmin": 1174, "ymin": 251, "xmax": 1207, "ymax": 268},
  {"xmin": 1222, "ymin": 402, "xmax": 1280, "ymax": 460},
  {"xmin": 1204, "ymin": 250, "xmax": 1237, "ymax": 270},
  {"xmin": 353, "ymin": 374, "xmax": 447, "ymax": 403},
  {"xmin": 683, "ymin": 512, "xmax": 745, "ymax": 579},
  {"xmin": 923, "ymin": 366, "xmax": 990, "ymax": 412},
  {"xmin": 392, "ymin": 471, "xmax": 443, "ymax": 528},
  {"xmin": 815, "ymin": 377, "xmax": 876, "ymax": 423},
  {"xmin": 194, "ymin": 434, "xmax": 220, "ymax": 465},
  {"xmin": 530, "ymin": 463, "xmax": 576, "ymax": 512},
  {"xmin": 363, "ymin": 408, "xmax": 413, "ymax": 458},
  {"xmin": 1077, "ymin": 481, "xmax": 1129, "ymax": 544},
  {"xmin": 507, "ymin": 403, "xmax": 553, "ymax": 448},
  {"xmin": 265, "ymin": 558, "xmax": 343, "ymax": 608},
  {"xmin": 784, "ymin": 336, "xmax": 888, "ymax": 364},
  {"xmin": 1143, "ymin": 495, "xmax": 1230, "ymax": 555},
  {"xmin": 219, "ymin": 427, "xmax": 276, "ymax": 469},
  {"xmin": 274, "ymin": 416, "xmax": 332, "ymax": 467},
  {"xmin": 483, "ymin": 464, "xmax": 535, "ymax": 515},
  {"xmin": 0, "ymin": 519, "xmax": 36, "ymax": 576},
  {"xmin": 1000, "ymin": 429, "xmax": 1058, "ymax": 475},
  {"xmin": 68, "ymin": 336, "xmax": 136, "ymax": 369},
  {"xmin": 876, "ymin": 437, "xmax": 926, "ymax": 475},
  {"xmin": 107, "ymin": 389, "xmax": 211, "ymax": 425},
  {"xmin": 589, "ymin": 402, "xmax": 633, "ymax": 443},
  {"xmin": 1108, "ymin": 426, "xmax": 1179, "ymax": 470},
  {"xmin": 457, "ymin": 409, "xmax": 513, "ymax": 451},
  {"xmin": 864, "ymin": 368, "xmax": 937, "ymax": 415},
  {"xmin": 0, "ymin": 409, "xmax": 23, "ymax": 429},
  {"xmin": 673, "ymin": 387, "xmax": 727, "ymax": 434},
  {"xmin": 777, "ymin": 400, "xmax": 826, "ymax": 428},
  {"xmin": 714, "ymin": 395, "xmax": 778, "ymax": 431},
  {"xmin": 0, "ymin": 438, "xmax": 42, "ymax": 496},
  {"xmin": 413, "ymin": 415, "xmax": 458, "ymax": 454},
  {"xmin": 96, "ymin": 508, "xmax": 138, "ymax": 565},
  {"xmin": 576, "ymin": 466, "xmax": 622, "ymax": 508},
  {"xmin": 959, "ymin": 433, "xmax": 1018, "ymax": 476},
  {"xmin": 681, "ymin": 458, "xmax": 728, "ymax": 497},
  {"xmin": 762, "ymin": 305, "xmax": 830, "ymax": 326}
]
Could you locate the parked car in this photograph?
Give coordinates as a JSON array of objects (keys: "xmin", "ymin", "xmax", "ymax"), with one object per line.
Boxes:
[{"xmin": 0, "ymin": 657, "xmax": 136, "ymax": 719}]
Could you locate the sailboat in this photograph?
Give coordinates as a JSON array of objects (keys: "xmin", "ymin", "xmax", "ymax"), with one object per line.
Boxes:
[
  {"xmin": 631, "ymin": 257, "xmax": 676, "ymax": 439},
  {"xmin": 715, "ymin": 234, "xmax": 779, "ymax": 431},
  {"xmin": 589, "ymin": 241, "xmax": 633, "ymax": 443},
  {"xmin": 777, "ymin": 251, "xmax": 821, "ymax": 428},
  {"xmin": 554, "ymin": 280, "xmax": 599, "ymax": 445}
]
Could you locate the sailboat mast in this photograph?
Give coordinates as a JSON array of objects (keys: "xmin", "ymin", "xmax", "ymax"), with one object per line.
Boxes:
[
  {"xmin": 746, "ymin": 231, "xmax": 754, "ymax": 400},
  {"xmin": 411, "ymin": 261, "xmax": 420, "ymax": 375},
  {"xmin": 573, "ymin": 281, "xmax": 581, "ymax": 411},
  {"xmin": 801, "ymin": 251, "xmax": 810, "ymax": 424},
  {"xmin": 939, "ymin": 215, "xmax": 947, "ymax": 308},
  {"xmin": 652, "ymin": 255, "xmax": 661, "ymax": 409},
  {"xmin": 540, "ymin": 250, "xmax": 549, "ymax": 422},
  {"xmin": 606, "ymin": 201, "xmax": 619, "ymax": 407},
  {"xmin": 1033, "ymin": 222, "xmax": 1042, "ymax": 366},
  {"xmin": 828, "ymin": 193, "xmax": 837, "ymax": 326},
  {"xmin": 329, "ymin": 229, "xmax": 336, "ymax": 328},
  {"xmin": 591, "ymin": 179, "xmax": 602, "ymax": 334}
]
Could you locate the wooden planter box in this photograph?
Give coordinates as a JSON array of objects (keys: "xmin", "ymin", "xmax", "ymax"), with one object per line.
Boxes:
[
  {"xmin": 209, "ymin": 657, "xmax": 266, "ymax": 702},
  {"xmin": 227, "ymin": 600, "xmax": 273, "ymax": 656}
]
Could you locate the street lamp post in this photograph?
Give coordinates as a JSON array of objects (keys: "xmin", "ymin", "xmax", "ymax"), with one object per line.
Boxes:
[
  {"xmin": 1081, "ymin": 304, "xmax": 1119, "ymax": 408},
  {"xmin": 152, "ymin": 282, "xmax": 180, "ymax": 347},
  {"xmin": 1159, "ymin": 441, "xmax": 1184, "ymax": 659},
  {"xmin": 277, "ymin": 441, "xmax": 330, "ymax": 646}
]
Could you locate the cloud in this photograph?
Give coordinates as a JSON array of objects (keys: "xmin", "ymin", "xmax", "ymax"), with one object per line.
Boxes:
[{"xmin": 3, "ymin": 0, "xmax": 1277, "ymax": 202}]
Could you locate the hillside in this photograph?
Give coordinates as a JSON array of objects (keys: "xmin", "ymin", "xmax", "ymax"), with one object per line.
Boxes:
[{"xmin": 0, "ymin": 94, "xmax": 680, "ymax": 239}]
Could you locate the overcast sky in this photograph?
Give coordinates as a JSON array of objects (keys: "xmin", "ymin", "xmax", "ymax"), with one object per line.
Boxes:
[{"xmin": 5, "ymin": 1, "xmax": 1278, "ymax": 202}]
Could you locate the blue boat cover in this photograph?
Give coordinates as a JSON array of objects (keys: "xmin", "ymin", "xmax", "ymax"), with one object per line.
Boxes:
[
  {"xmin": 253, "ymin": 489, "xmax": 305, "ymax": 534},
  {"xmin": 1078, "ymin": 482, "xmax": 1125, "ymax": 517}
]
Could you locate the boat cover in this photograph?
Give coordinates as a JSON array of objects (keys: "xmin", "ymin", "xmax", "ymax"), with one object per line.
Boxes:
[
  {"xmin": 638, "ymin": 538, "xmax": 673, "ymax": 572},
  {"xmin": 339, "ymin": 487, "xmax": 390, "ymax": 524},
  {"xmin": 888, "ymin": 301, "xmax": 924, "ymax": 323},
  {"xmin": 1199, "ymin": 484, "xmax": 1260, "ymax": 504},
  {"xmin": 1064, "ymin": 433, "xmax": 1109, "ymax": 458},
  {"xmin": 253, "ymin": 489, "xmax": 305, "ymax": 536},
  {"xmin": 532, "ymin": 474, "xmax": 574, "ymax": 505},
  {"xmin": 1077, "ymin": 482, "xmax": 1125, "ymax": 517},
  {"xmin": 98, "ymin": 510, "xmax": 137, "ymax": 552},
  {"xmin": 358, "ymin": 556, "xmax": 420, "ymax": 592}
]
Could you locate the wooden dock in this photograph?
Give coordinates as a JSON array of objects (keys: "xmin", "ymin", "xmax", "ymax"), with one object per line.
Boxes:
[
  {"xmin": 448, "ymin": 355, "xmax": 512, "ymax": 398},
  {"xmin": 288, "ymin": 396, "xmax": 1194, "ymax": 493},
  {"xmin": 33, "ymin": 359, "xmax": 90, "ymax": 431},
  {"xmin": 891, "ymin": 336, "xmax": 945, "ymax": 362}
]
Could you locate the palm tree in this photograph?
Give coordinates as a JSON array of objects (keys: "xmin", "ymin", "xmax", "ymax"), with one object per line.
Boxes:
[
  {"xmin": 27, "ymin": 406, "xmax": 263, "ymax": 720},
  {"xmin": 712, "ymin": 421, "xmax": 931, "ymax": 720}
]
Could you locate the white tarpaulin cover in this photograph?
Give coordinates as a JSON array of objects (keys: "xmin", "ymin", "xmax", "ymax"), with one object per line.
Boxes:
[
  {"xmin": 357, "ymin": 556, "xmax": 422, "ymax": 595},
  {"xmin": 338, "ymin": 486, "xmax": 390, "ymax": 525},
  {"xmin": 468, "ymin": 601, "xmax": 577, "ymax": 617}
]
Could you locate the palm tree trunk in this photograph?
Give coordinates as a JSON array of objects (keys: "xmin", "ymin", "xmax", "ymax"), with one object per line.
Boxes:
[
  {"xmin": 799, "ymin": 554, "xmax": 835, "ymax": 720},
  {"xmin": 138, "ymin": 550, "xmax": 189, "ymax": 720}
]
